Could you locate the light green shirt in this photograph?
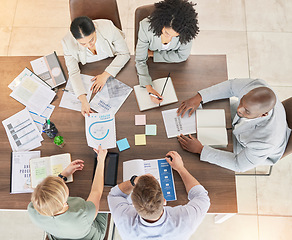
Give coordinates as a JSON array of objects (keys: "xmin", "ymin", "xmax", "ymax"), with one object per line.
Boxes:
[{"xmin": 28, "ymin": 197, "xmax": 107, "ymax": 240}]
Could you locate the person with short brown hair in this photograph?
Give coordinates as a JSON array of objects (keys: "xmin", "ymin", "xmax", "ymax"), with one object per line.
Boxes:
[
  {"xmin": 108, "ymin": 151, "xmax": 210, "ymax": 239},
  {"xmin": 28, "ymin": 146, "xmax": 108, "ymax": 240}
]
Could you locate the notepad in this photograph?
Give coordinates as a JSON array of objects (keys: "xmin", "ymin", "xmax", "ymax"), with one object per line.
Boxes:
[
  {"xmin": 196, "ymin": 109, "xmax": 228, "ymax": 148},
  {"xmin": 145, "ymin": 125, "xmax": 157, "ymax": 135},
  {"xmin": 135, "ymin": 115, "xmax": 146, "ymax": 125},
  {"xmin": 117, "ymin": 138, "xmax": 130, "ymax": 151},
  {"xmin": 134, "ymin": 77, "xmax": 178, "ymax": 111},
  {"xmin": 135, "ymin": 134, "xmax": 146, "ymax": 145}
]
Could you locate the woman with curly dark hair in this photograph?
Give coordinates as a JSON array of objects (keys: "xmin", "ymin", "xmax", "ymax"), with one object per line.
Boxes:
[{"xmin": 135, "ymin": 0, "xmax": 199, "ymax": 103}]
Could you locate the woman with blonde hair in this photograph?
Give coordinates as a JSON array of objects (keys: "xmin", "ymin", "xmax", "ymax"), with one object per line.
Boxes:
[{"xmin": 27, "ymin": 146, "xmax": 107, "ymax": 240}]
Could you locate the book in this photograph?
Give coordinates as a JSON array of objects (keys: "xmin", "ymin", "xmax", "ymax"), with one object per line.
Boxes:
[
  {"xmin": 30, "ymin": 153, "xmax": 72, "ymax": 188},
  {"xmin": 30, "ymin": 52, "xmax": 66, "ymax": 89},
  {"xmin": 123, "ymin": 158, "xmax": 177, "ymax": 201},
  {"xmin": 10, "ymin": 151, "xmax": 40, "ymax": 194},
  {"xmin": 134, "ymin": 77, "xmax": 178, "ymax": 111},
  {"xmin": 196, "ymin": 109, "xmax": 228, "ymax": 147}
]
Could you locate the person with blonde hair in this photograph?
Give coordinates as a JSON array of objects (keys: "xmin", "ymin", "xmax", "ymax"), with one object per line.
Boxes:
[
  {"xmin": 28, "ymin": 146, "xmax": 108, "ymax": 240},
  {"xmin": 108, "ymin": 151, "xmax": 210, "ymax": 239}
]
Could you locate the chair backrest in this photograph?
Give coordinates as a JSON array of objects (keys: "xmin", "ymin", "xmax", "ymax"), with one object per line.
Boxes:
[
  {"xmin": 134, "ymin": 4, "xmax": 155, "ymax": 47},
  {"xmin": 69, "ymin": 0, "xmax": 122, "ymax": 30},
  {"xmin": 281, "ymin": 97, "xmax": 292, "ymax": 158}
]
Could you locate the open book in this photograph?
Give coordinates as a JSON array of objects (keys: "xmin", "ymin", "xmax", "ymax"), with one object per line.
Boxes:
[
  {"xmin": 123, "ymin": 158, "xmax": 176, "ymax": 201},
  {"xmin": 134, "ymin": 77, "xmax": 178, "ymax": 111},
  {"xmin": 196, "ymin": 109, "xmax": 228, "ymax": 148},
  {"xmin": 30, "ymin": 153, "xmax": 72, "ymax": 188}
]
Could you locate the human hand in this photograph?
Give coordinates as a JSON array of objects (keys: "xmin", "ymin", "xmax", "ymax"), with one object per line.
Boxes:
[
  {"xmin": 165, "ymin": 151, "xmax": 184, "ymax": 172},
  {"xmin": 177, "ymin": 134, "xmax": 203, "ymax": 154},
  {"xmin": 148, "ymin": 49, "xmax": 154, "ymax": 58},
  {"xmin": 61, "ymin": 159, "xmax": 84, "ymax": 178},
  {"xmin": 93, "ymin": 145, "xmax": 108, "ymax": 164},
  {"xmin": 81, "ymin": 100, "xmax": 93, "ymax": 117},
  {"xmin": 90, "ymin": 71, "xmax": 111, "ymax": 93},
  {"xmin": 177, "ymin": 93, "xmax": 202, "ymax": 117},
  {"xmin": 146, "ymin": 85, "xmax": 163, "ymax": 104}
]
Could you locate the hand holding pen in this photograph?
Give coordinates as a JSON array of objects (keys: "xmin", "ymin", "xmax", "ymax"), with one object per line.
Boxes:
[{"xmin": 146, "ymin": 85, "xmax": 163, "ymax": 104}]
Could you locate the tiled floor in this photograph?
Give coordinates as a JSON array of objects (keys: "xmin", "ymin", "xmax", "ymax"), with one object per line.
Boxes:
[{"xmin": 0, "ymin": 0, "xmax": 291, "ymax": 239}]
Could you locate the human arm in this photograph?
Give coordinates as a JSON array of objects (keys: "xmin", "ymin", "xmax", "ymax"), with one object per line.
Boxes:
[
  {"xmin": 135, "ymin": 20, "xmax": 153, "ymax": 86},
  {"xmin": 153, "ymin": 40, "xmax": 192, "ymax": 63},
  {"xmin": 165, "ymin": 151, "xmax": 200, "ymax": 193},
  {"xmin": 87, "ymin": 146, "xmax": 107, "ymax": 218},
  {"xmin": 200, "ymin": 140, "xmax": 274, "ymax": 172},
  {"xmin": 60, "ymin": 159, "xmax": 84, "ymax": 178},
  {"xmin": 78, "ymin": 94, "xmax": 94, "ymax": 117}
]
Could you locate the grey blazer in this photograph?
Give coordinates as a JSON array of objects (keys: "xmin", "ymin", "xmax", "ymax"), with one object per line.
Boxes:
[
  {"xmin": 62, "ymin": 19, "xmax": 130, "ymax": 98},
  {"xmin": 135, "ymin": 18, "xmax": 192, "ymax": 86},
  {"xmin": 198, "ymin": 78, "xmax": 291, "ymax": 172}
]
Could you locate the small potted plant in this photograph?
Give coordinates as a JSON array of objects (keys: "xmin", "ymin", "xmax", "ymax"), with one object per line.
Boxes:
[{"xmin": 54, "ymin": 136, "xmax": 65, "ymax": 148}]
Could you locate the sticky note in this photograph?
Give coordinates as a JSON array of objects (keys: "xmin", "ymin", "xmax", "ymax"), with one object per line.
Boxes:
[
  {"xmin": 52, "ymin": 164, "xmax": 63, "ymax": 176},
  {"xmin": 145, "ymin": 124, "xmax": 157, "ymax": 135},
  {"xmin": 135, "ymin": 134, "xmax": 146, "ymax": 145},
  {"xmin": 117, "ymin": 138, "xmax": 130, "ymax": 151},
  {"xmin": 135, "ymin": 115, "xmax": 146, "ymax": 125},
  {"xmin": 35, "ymin": 167, "xmax": 46, "ymax": 180}
]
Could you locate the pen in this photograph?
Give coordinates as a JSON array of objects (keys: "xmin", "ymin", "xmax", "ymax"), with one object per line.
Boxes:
[
  {"xmin": 149, "ymin": 92, "xmax": 162, "ymax": 100},
  {"xmin": 159, "ymin": 72, "xmax": 170, "ymax": 106},
  {"xmin": 62, "ymin": 89, "xmax": 69, "ymax": 92}
]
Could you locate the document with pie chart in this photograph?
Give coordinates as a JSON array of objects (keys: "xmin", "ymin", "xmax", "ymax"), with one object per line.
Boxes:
[{"xmin": 85, "ymin": 113, "xmax": 116, "ymax": 149}]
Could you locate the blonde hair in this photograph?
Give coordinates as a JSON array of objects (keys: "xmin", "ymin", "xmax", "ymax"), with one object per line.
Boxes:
[
  {"xmin": 131, "ymin": 175, "xmax": 164, "ymax": 220},
  {"xmin": 31, "ymin": 176, "xmax": 68, "ymax": 216}
]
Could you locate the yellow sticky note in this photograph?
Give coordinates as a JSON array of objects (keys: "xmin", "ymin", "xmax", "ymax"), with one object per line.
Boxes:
[
  {"xmin": 52, "ymin": 164, "xmax": 63, "ymax": 176},
  {"xmin": 35, "ymin": 167, "xmax": 46, "ymax": 180},
  {"xmin": 135, "ymin": 134, "xmax": 146, "ymax": 145}
]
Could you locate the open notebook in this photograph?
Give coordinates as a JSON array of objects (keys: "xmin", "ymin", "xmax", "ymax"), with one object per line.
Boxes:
[
  {"xmin": 134, "ymin": 77, "xmax": 178, "ymax": 111},
  {"xmin": 196, "ymin": 109, "xmax": 228, "ymax": 148}
]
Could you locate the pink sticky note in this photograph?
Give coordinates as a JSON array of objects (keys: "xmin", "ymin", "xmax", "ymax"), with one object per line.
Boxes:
[{"xmin": 135, "ymin": 115, "xmax": 146, "ymax": 125}]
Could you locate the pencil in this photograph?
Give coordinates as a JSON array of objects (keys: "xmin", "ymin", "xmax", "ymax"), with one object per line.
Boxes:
[{"xmin": 159, "ymin": 72, "xmax": 170, "ymax": 106}]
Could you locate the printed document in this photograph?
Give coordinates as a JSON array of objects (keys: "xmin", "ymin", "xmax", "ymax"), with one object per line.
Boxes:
[
  {"xmin": 162, "ymin": 107, "xmax": 200, "ymax": 138},
  {"xmin": 90, "ymin": 76, "xmax": 132, "ymax": 114},
  {"xmin": 10, "ymin": 75, "xmax": 56, "ymax": 114},
  {"xmin": 2, "ymin": 109, "xmax": 43, "ymax": 151},
  {"xmin": 59, "ymin": 74, "xmax": 93, "ymax": 112},
  {"xmin": 27, "ymin": 104, "xmax": 55, "ymax": 132},
  {"xmin": 85, "ymin": 112, "xmax": 116, "ymax": 149},
  {"xmin": 10, "ymin": 151, "xmax": 40, "ymax": 194}
]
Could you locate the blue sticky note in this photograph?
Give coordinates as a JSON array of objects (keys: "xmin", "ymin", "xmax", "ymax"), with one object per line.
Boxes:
[
  {"xmin": 145, "ymin": 124, "xmax": 157, "ymax": 136},
  {"xmin": 116, "ymin": 138, "xmax": 130, "ymax": 151}
]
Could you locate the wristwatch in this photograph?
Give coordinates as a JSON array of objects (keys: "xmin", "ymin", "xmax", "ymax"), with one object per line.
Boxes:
[
  {"xmin": 58, "ymin": 174, "xmax": 67, "ymax": 182},
  {"xmin": 130, "ymin": 175, "xmax": 138, "ymax": 186}
]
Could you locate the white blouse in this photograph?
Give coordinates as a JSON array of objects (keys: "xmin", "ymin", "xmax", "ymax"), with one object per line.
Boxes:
[{"xmin": 86, "ymin": 34, "xmax": 109, "ymax": 63}]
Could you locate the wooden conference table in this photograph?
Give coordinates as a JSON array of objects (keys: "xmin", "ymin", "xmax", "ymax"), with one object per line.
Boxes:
[{"xmin": 0, "ymin": 55, "xmax": 237, "ymax": 213}]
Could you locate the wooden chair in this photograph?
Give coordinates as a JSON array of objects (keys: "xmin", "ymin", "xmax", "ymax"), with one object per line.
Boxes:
[
  {"xmin": 236, "ymin": 97, "xmax": 292, "ymax": 176},
  {"xmin": 134, "ymin": 4, "xmax": 155, "ymax": 47},
  {"xmin": 69, "ymin": 0, "xmax": 122, "ymax": 30}
]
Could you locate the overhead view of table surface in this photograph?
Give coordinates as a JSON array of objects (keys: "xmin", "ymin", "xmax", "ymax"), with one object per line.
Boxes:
[{"xmin": 0, "ymin": 55, "xmax": 237, "ymax": 213}]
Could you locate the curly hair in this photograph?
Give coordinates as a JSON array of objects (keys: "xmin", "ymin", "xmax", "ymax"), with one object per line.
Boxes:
[{"xmin": 148, "ymin": 0, "xmax": 199, "ymax": 44}]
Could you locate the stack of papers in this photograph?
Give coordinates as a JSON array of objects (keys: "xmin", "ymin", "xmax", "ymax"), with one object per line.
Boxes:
[
  {"xmin": 2, "ymin": 109, "xmax": 43, "ymax": 151},
  {"xmin": 9, "ymin": 70, "xmax": 56, "ymax": 114},
  {"xmin": 59, "ymin": 74, "xmax": 93, "ymax": 112}
]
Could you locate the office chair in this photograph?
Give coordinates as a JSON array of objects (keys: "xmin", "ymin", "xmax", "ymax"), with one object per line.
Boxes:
[
  {"xmin": 134, "ymin": 4, "xmax": 155, "ymax": 47},
  {"xmin": 236, "ymin": 97, "xmax": 292, "ymax": 176},
  {"xmin": 69, "ymin": 0, "xmax": 122, "ymax": 30}
]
